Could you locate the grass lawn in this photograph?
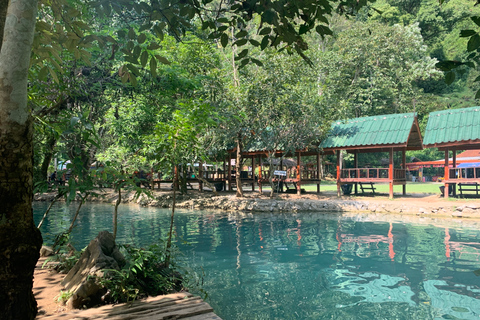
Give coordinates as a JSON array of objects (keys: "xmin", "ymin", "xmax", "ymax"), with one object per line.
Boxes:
[{"xmin": 303, "ymin": 181, "xmax": 443, "ymax": 194}]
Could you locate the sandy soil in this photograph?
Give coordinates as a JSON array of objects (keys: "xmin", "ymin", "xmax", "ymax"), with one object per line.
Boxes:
[{"xmin": 34, "ymin": 257, "xmax": 71, "ymax": 319}]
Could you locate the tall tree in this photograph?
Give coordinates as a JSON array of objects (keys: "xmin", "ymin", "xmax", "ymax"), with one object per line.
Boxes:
[
  {"xmin": 0, "ymin": 0, "xmax": 373, "ymax": 318},
  {"xmin": 0, "ymin": 1, "xmax": 43, "ymax": 319}
]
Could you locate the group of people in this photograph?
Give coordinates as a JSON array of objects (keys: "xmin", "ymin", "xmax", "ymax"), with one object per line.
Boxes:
[{"xmin": 48, "ymin": 170, "xmax": 69, "ymax": 186}]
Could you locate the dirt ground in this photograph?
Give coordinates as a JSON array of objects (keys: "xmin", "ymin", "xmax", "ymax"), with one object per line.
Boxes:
[{"xmin": 34, "ymin": 257, "xmax": 71, "ymax": 318}]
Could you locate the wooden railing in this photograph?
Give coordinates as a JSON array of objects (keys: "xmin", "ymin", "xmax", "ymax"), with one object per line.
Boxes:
[
  {"xmin": 394, "ymin": 169, "xmax": 406, "ymax": 180},
  {"xmin": 448, "ymin": 168, "xmax": 480, "ymax": 180},
  {"xmin": 340, "ymin": 168, "xmax": 406, "ymax": 181},
  {"xmin": 260, "ymin": 169, "xmax": 320, "ymax": 180}
]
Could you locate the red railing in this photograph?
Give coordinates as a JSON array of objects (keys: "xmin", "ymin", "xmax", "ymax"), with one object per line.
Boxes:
[{"xmin": 340, "ymin": 168, "xmax": 406, "ymax": 181}]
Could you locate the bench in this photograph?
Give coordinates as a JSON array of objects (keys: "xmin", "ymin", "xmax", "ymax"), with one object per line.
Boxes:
[
  {"xmin": 359, "ymin": 182, "xmax": 376, "ymax": 195},
  {"xmin": 458, "ymin": 183, "xmax": 480, "ymax": 198}
]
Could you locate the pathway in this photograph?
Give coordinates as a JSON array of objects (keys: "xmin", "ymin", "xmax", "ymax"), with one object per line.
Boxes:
[{"xmin": 39, "ymin": 292, "xmax": 221, "ymax": 320}]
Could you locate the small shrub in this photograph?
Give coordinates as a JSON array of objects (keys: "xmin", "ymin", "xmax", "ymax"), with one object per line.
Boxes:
[
  {"xmin": 99, "ymin": 241, "xmax": 185, "ymax": 304},
  {"xmin": 43, "ymin": 232, "xmax": 83, "ymax": 274},
  {"xmin": 56, "ymin": 290, "xmax": 73, "ymax": 305}
]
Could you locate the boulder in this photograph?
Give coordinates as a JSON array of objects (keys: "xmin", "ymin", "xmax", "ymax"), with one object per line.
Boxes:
[
  {"xmin": 62, "ymin": 231, "xmax": 125, "ymax": 309},
  {"xmin": 40, "ymin": 245, "xmax": 54, "ymax": 257}
]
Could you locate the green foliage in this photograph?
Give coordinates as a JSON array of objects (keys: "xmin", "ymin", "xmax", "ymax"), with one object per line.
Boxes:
[
  {"xmin": 56, "ymin": 290, "xmax": 73, "ymax": 305},
  {"xmin": 316, "ymin": 21, "xmax": 441, "ymax": 118},
  {"xmin": 44, "ymin": 233, "xmax": 84, "ymax": 274},
  {"xmin": 99, "ymin": 242, "xmax": 185, "ymax": 303}
]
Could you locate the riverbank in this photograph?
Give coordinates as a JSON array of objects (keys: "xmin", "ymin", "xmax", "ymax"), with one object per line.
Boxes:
[{"xmin": 34, "ymin": 187, "xmax": 480, "ymax": 219}]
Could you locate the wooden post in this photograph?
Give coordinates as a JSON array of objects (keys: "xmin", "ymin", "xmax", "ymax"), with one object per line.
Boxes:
[
  {"xmin": 354, "ymin": 151, "xmax": 358, "ymax": 195},
  {"xmin": 258, "ymin": 155, "xmax": 263, "ymax": 194},
  {"xmin": 452, "ymin": 149, "xmax": 457, "ymax": 197},
  {"xmin": 316, "ymin": 153, "xmax": 321, "ymax": 193},
  {"xmin": 252, "ymin": 156, "xmax": 255, "ymax": 191},
  {"xmin": 199, "ymin": 161, "xmax": 203, "ymax": 192},
  {"xmin": 336, "ymin": 150, "xmax": 341, "ymax": 197},
  {"xmin": 228, "ymin": 153, "xmax": 232, "ymax": 191},
  {"xmin": 402, "ymin": 149, "xmax": 406, "ymax": 196},
  {"xmin": 223, "ymin": 158, "xmax": 226, "ymax": 191},
  {"xmin": 297, "ymin": 152, "xmax": 302, "ymax": 195},
  {"xmin": 444, "ymin": 149, "xmax": 449, "ymax": 199},
  {"xmin": 389, "ymin": 148, "xmax": 394, "ymax": 199}
]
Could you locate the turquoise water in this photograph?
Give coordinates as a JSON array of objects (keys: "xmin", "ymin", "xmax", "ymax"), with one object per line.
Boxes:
[{"xmin": 33, "ymin": 202, "xmax": 480, "ymax": 320}]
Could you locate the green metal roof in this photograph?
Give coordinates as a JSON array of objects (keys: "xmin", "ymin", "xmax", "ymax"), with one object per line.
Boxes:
[
  {"xmin": 423, "ymin": 106, "xmax": 480, "ymax": 147},
  {"xmin": 320, "ymin": 113, "xmax": 419, "ymax": 150}
]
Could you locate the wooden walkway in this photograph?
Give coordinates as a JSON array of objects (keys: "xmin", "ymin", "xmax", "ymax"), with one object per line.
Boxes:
[{"xmin": 40, "ymin": 292, "xmax": 222, "ymax": 320}]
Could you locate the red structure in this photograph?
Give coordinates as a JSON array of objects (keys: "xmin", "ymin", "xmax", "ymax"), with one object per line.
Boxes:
[
  {"xmin": 423, "ymin": 106, "xmax": 480, "ymax": 198},
  {"xmin": 320, "ymin": 113, "xmax": 423, "ymax": 199}
]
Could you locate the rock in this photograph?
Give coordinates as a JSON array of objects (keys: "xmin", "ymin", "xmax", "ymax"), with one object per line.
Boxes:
[
  {"xmin": 40, "ymin": 245, "xmax": 54, "ymax": 257},
  {"xmin": 62, "ymin": 231, "xmax": 125, "ymax": 309}
]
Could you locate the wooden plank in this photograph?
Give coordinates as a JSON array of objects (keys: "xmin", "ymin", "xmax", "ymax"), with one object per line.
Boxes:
[{"xmin": 40, "ymin": 293, "xmax": 220, "ymax": 320}]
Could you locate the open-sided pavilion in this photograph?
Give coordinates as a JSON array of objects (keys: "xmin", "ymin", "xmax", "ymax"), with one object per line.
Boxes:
[
  {"xmin": 320, "ymin": 113, "xmax": 423, "ymax": 199},
  {"xmin": 225, "ymin": 145, "xmax": 325, "ymax": 195},
  {"xmin": 423, "ymin": 106, "xmax": 480, "ymax": 198}
]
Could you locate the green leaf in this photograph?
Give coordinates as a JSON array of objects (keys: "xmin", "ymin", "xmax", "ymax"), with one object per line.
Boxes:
[
  {"xmin": 261, "ymin": 35, "xmax": 269, "ymax": 50},
  {"xmin": 233, "ymin": 38, "xmax": 248, "ymax": 46},
  {"xmin": 126, "ymin": 64, "xmax": 140, "ymax": 76},
  {"xmin": 476, "ymin": 89, "xmax": 480, "ymax": 100},
  {"xmin": 249, "ymin": 39, "xmax": 260, "ymax": 46},
  {"xmin": 251, "ymin": 58, "xmax": 263, "ymax": 67},
  {"xmin": 179, "ymin": 5, "xmax": 189, "ymax": 17},
  {"xmin": 140, "ymin": 51, "xmax": 149, "ymax": 67},
  {"xmin": 299, "ymin": 25, "xmax": 309, "ymax": 35},
  {"xmin": 147, "ymin": 42, "xmax": 160, "ymax": 50},
  {"xmin": 124, "ymin": 55, "xmax": 138, "ymax": 64},
  {"xmin": 133, "ymin": 45, "xmax": 141, "ymax": 59},
  {"xmin": 155, "ymin": 55, "xmax": 170, "ymax": 65},
  {"xmin": 221, "ymin": 33, "xmax": 228, "ymax": 48},
  {"xmin": 262, "ymin": 10, "xmax": 275, "ymax": 24},
  {"xmin": 236, "ymin": 30, "xmax": 248, "ymax": 38},
  {"xmin": 121, "ymin": 70, "xmax": 129, "ymax": 83},
  {"xmin": 117, "ymin": 30, "xmax": 126, "ymax": 39},
  {"xmin": 468, "ymin": 34, "xmax": 480, "ymax": 52},
  {"xmin": 460, "ymin": 30, "xmax": 477, "ymax": 38},
  {"xmin": 70, "ymin": 116, "xmax": 80, "ymax": 127},
  {"xmin": 465, "ymin": 61, "xmax": 475, "ymax": 68},
  {"xmin": 138, "ymin": 23, "xmax": 152, "ymax": 32},
  {"xmin": 316, "ymin": 25, "xmax": 333, "ymax": 37},
  {"xmin": 471, "ymin": 16, "xmax": 480, "ymax": 27},
  {"xmin": 153, "ymin": 25, "xmax": 164, "ymax": 41},
  {"xmin": 138, "ymin": 33, "xmax": 147, "ymax": 44},
  {"xmin": 130, "ymin": 74, "xmax": 138, "ymax": 86},
  {"xmin": 38, "ymin": 66, "xmax": 49, "ymax": 81},
  {"xmin": 150, "ymin": 56, "xmax": 157, "ymax": 77},
  {"xmin": 238, "ymin": 58, "xmax": 250, "ymax": 69},
  {"xmin": 259, "ymin": 27, "xmax": 271, "ymax": 35},
  {"xmin": 445, "ymin": 71, "xmax": 455, "ymax": 85},
  {"xmin": 48, "ymin": 67, "xmax": 59, "ymax": 83},
  {"xmin": 435, "ymin": 60, "xmax": 462, "ymax": 71},
  {"xmin": 237, "ymin": 48, "xmax": 248, "ymax": 59},
  {"xmin": 128, "ymin": 28, "xmax": 136, "ymax": 40}
]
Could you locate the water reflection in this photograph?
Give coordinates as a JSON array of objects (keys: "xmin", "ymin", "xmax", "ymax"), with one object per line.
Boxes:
[{"xmin": 33, "ymin": 203, "xmax": 480, "ymax": 320}]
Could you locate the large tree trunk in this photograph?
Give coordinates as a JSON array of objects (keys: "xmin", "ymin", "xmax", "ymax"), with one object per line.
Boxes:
[{"xmin": 0, "ymin": 1, "xmax": 43, "ymax": 319}]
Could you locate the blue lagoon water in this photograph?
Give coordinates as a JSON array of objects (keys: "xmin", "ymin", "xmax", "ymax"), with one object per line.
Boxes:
[{"xmin": 34, "ymin": 202, "xmax": 480, "ymax": 319}]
